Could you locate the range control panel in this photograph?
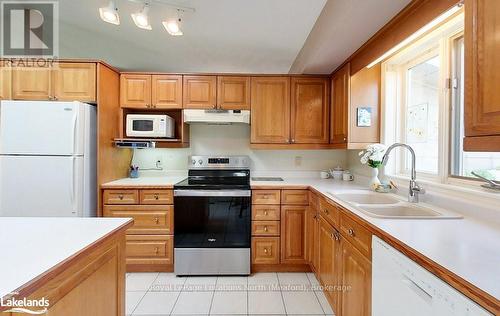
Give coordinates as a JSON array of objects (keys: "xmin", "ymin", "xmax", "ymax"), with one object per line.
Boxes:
[{"xmin": 189, "ymin": 156, "xmax": 250, "ymax": 169}]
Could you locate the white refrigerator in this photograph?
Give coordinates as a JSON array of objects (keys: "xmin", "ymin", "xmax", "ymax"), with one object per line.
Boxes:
[{"xmin": 0, "ymin": 101, "xmax": 97, "ymax": 217}]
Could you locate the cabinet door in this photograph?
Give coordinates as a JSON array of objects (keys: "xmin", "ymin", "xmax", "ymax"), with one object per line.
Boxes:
[
  {"xmin": 252, "ymin": 237, "xmax": 280, "ymax": 264},
  {"xmin": 217, "ymin": 76, "xmax": 250, "ymax": 110},
  {"xmin": 341, "ymin": 238, "xmax": 371, "ymax": 316},
  {"xmin": 12, "ymin": 67, "xmax": 51, "ymax": 100},
  {"xmin": 0, "ymin": 66, "xmax": 11, "ymax": 100},
  {"xmin": 464, "ymin": 0, "xmax": 500, "ymax": 150},
  {"xmin": 120, "ymin": 74, "xmax": 151, "ymax": 108},
  {"xmin": 331, "ymin": 63, "xmax": 350, "ymax": 144},
  {"xmin": 319, "ymin": 217, "xmax": 340, "ymax": 312},
  {"xmin": 251, "ymin": 77, "xmax": 290, "ymax": 144},
  {"xmin": 307, "ymin": 205, "xmax": 319, "ymax": 270},
  {"xmin": 52, "ymin": 63, "xmax": 96, "ymax": 102},
  {"xmin": 281, "ymin": 205, "xmax": 307, "ymax": 264},
  {"xmin": 291, "ymin": 77, "xmax": 329, "ymax": 144},
  {"xmin": 183, "ymin": 75, "xmax": 217, "ymax": 109},
  {"xmin": 152, "ymin": 74, "xmax": 182, "ymax": 109}
]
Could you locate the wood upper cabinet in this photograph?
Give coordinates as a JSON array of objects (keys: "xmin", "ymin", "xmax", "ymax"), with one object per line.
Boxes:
[
  {"xmin": 319, "ymin": 217, "xmax": 341, "ymax": 312},
  {"xmin": 251, "ymin": 77, "xmax": 291, "ymax": 143},
  {"xmin": 281, "ymin": 205, "xmax": 307, "ymax": 264},
  {"xmin": 0, "ymin": 66, "xmax": 11, "ymax": 100},
  {"xmin": 183, "ymin": 75, "xmax": 217, "ymax": 109},
  {"xmin": 330, "ymin": 63, "xmax": 350, "ymax": 144},
  {"xmin": 217, "ymin": 76, "xmax": 250, "ymax": 110},
  {"xmin": 12, "ymin": 66, "xmax": 52, "ymax": 100},
  {"xmin": 340, "ymin": 238, "xmax": 371, "ymax": 316},
  {"xmin": 464, "ymin": 0, "xmax": 500, "ymax": 150},
  {"xmin": 291, "ymin": 77, "xmax": 329, "ymax": 144},
  {"xmin": 120, "ymin": 74, "xmax": 152, "ymax": 108},
  {"xmin": 152, "ymin": 75, "xmax": 182, "ymax": 109},
  {"xmin": 52, "ymin": 63, "xmax": 96, "ymax": 102}
]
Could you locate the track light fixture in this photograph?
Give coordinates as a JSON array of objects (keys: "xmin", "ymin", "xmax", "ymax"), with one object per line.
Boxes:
[
  {"xmin": 131, "ymin": 3, "xmax": 152, "ymax": 30},
  {"xmin": 98, "ymin": 0, "xmax": 194, "ymax": 35},
  {"xmin": 99, "ymin": 1, "xmax": 120, "ymax": 25}
]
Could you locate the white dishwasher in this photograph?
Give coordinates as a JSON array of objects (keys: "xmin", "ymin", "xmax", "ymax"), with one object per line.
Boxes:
[{"xmin": 372, "ymin": 236, "xmax": 492, "ymax": 316}]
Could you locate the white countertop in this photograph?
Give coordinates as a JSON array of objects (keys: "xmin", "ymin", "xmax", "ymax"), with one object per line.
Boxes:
[
  {"xmin": 252, "ymin": 177, "xmax": 500, "ymax": 301},
  {"xmin": 101, "ymin": 175, "xmax": 186, "ymax": 187},
  {"xmin": 0, "ymin": 217, "xmax": 132, "ymax": 299}
]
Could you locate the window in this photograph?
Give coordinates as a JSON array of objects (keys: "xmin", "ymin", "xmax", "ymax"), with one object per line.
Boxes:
[{"xmin": 383, "ymin": 10, "xmax": 500, "ymax": 185}]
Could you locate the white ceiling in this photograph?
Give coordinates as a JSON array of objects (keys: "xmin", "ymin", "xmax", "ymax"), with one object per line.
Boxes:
[
  {"xmin": 290, "ymin": 0, "xmax": 412, "ymax": 74},
  {"xmin": 57, "ymin": 0, "xmax": 410, "ymax": 74},
  {"xmin": 58, "ymin": 0, "xmax": 327, "ymax": 73}
]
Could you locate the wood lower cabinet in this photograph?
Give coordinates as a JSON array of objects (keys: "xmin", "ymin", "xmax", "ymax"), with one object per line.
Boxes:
[
  {"xmin": 152, "ymin": 75, "xmax": 182, "ymax": 109},
  {"xmin": 251, "ymin": 77, "xmax": 291, "ymax": 144},
  {"xmin": 217, "ymin": 76, "xmax": 250, "ymax": 110},
  {"xmin": 291, "ymin": 77, "xmax": 329, "ymax": 144},
  {"xmin": 330, "ymin": 63, "xmax": 350, "ymax": 145},
  {"xmin": 102, "ymin": 188, "xmax": 174, "ymax": 272},
  {"xmin": 0, "ymin": 66, "xmax": 11, "ymax": 100},
  {"xmin": 340, "ymin": 238, "xmax": 371, "ymax": 316},
  {"xmin": 252, "ymin": 237, "xmax": 280, "ymax": 264},
  {"xmin": 120, "ymin": 74, "xmax": 152, "ymax": 108},
  {"xmin": 12, "ymin": 66, "xmax": 52, "ymax": 100},
  {"xmin": 183, "ymin": 75, "xmax": 217, "ymax": 109},
  {"xmin": 464, "ymin": 0, "xmax": 500, "ymax": 151},
  {"xmin": 281, "ymin": 205, "xmax": 307, "ymax": 264},
  {"xmin": 52, "ymin": 62, "xmax": 96, "ymax": 102},
  {"xmin": 319, "ymin": 217, "xmax": 341, "ymax": 313}
]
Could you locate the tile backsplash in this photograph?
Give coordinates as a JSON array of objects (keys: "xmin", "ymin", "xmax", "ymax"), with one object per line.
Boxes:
[{"xmin": 131, "ymin": 124, "xmax": 347, "ymax": 172}]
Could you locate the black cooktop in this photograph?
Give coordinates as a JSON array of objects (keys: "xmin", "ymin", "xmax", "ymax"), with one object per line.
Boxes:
[{"xmin": 174, "ymin": 169, "xmax": 251, "ymax": 190}]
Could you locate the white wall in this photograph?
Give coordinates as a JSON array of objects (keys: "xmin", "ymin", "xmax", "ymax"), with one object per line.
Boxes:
[{"xmin": 132, "ymin": 124, "xmax": 347, "ymax": 173}]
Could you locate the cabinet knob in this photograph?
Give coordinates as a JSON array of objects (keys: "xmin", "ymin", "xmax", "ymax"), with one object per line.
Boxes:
[
  {"xmin": 118, "ymin": 195, "xmax": 124, "ymax": 200},
  {"xmin": 263, "ymin": 226, "xmax": 268, "ymax": 232},
  {"xmin": 348, "ymin": 228, "xmax": 355, "ymax": 237},
  {"xmin": 291, "ymin": 139, "xmax": 295, "ymax": 143},
  {"xmin": 264, "ymin": 210, "xmax": 268, "ymax": 216},
  {"xmin": 154, "ymin": 194, "xmax": 159, "ymax": 200},
  {"xmin": 323, "ymin": 209, "xmax": 329, "ymax": 215},
  {"xmin": 343, "ymin": 137, "xmax": 347, "ymax": 141},
  {"xmin": 154, "ymin": 247, "xmax": 159, "ymax": 254},
  {"xmin": 154, "ymin": 217, "xmax": 160, "ymax": 224},
  {"xmin": 264, "ymin": 248, "xmax": 268, "ymax": 254}
]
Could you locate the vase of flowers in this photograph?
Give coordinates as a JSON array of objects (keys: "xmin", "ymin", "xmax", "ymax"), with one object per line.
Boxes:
[{"xmin": 359, "ymin": 144, "xmax": 386, "ymax": 190}]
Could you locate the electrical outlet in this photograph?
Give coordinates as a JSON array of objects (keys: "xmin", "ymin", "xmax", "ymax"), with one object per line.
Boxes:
[{"xmin": 294, "ymin": 156, "xmax": 302, "ymax": 167}]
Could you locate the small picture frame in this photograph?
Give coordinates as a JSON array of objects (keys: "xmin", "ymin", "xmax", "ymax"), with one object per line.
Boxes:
[{"xmin": 357, "ymin": 107, "xmax": 372, "ymax": 127}]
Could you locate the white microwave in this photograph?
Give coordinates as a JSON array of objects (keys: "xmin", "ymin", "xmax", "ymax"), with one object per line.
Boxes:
[{"xmin": 126, "ymin": 114, "xmax": 175, "ymax": 138}]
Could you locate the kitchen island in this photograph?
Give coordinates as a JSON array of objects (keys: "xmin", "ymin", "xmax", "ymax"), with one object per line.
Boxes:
[{"xmin": 0, "ymin": 217, "xmax": 133, "ymax": 316}]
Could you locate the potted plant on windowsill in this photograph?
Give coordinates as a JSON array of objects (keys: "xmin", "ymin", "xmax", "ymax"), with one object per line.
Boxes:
[{"xmin": 359, "ymin": 144, "xmax": 386, "ymax": 190}]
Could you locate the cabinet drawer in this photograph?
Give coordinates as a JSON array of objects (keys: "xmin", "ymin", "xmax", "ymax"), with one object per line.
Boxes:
[
  {"xmin": 281, "ymin": 190, "xmax": 309, "ymax": 205},
  {"xmin": 340, "ymin": 212, "xmax": 372, "ymax": 258},
  {"xmin": 126, "ymin": 235, "xmax": 173, "ymax": 265},
  {"xmin": 252, "ymin": 205, "xmax": 280, "ymax": 221},
  {"xmin": 252, "ymin": 237, "xmax": 280, "ymax": 264},
  {"xmin": 103, "ymin": 205, "xmax": 173, "ymax": 235},
  {"xmin": 252, "ymin": 190, "xmax": 281, "ymax": 205},
  {"xmin": 103, "ymin": 189, "xmax": 139, "ymax": 204},
  {"xmin": 140, "ymin": 189, "xmax": 173, "ymax": 204},
  {"xmin": 252, "ymin": 220, "xmax": 280, "ymax": 236},
  {"xmin": 319, "ymin": 197, "xmax": 340, "ymax": 227}
]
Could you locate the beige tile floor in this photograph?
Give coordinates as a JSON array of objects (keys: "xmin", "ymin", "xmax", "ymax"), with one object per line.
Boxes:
[{"xmin": 126, "ymin": 272, "xmax": 335, "ymax": 316}]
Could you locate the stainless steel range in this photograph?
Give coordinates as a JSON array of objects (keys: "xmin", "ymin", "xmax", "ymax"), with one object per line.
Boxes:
[{"xmin": 173, "ymin": 155, "xmax": 251, "ymax": 276}]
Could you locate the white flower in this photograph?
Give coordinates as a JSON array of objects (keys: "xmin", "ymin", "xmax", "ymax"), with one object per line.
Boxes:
[{"xmin": 358, "ymin": 144, "xmax": 387, "ymax": 165}]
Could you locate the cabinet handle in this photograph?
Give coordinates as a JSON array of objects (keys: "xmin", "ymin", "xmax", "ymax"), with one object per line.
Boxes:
[
  {"xmin": 154, "ymin": 194, "xmax": 159, "ymax": 200},
  {"xmin": 53, "ymin": 96, "xmax": 58, "ymax": 101},
  {"xmin": 118, "ymin": 194, "xmax": 124, "ymax": 200},
  {"xmin": 154, "ymin": 217, "xmax": 160, "ymax": 224},
  {"xmin": 291, "ymin": 139, "xmax": 295, "ymax": 143},
  {"xmin": 263, "ymin": 226, "xmax": 268, "ymax": 232},
  {"xmin": 333, "ymin": 231, "xmax": 340, "ymax": 241},
  {"xmin": 262, "ymin": 195, "xmax": 269, "ymax": 199},
  {"xmin": 264, "ymin": 210, "xmax": 268, "ymax": 216},
  {"xmin": 348, "ymin": 228, "xmax": 355, "ymax": 237},
  {"xmin": 154, "ymin": 247, "xmax": 159, "ymax": 254},
  {"xmin": 264, "ymin": 248, "xmax": 268, "ymax": 254},
  {"xmin": 323, "ymin": 208, "xmax": 329, "ymax": 215}
]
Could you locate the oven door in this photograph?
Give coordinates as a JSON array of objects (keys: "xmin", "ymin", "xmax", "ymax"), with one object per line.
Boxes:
[{"xmin": 174, "ymin": 190, "xmax": 251, "ymax": 249}]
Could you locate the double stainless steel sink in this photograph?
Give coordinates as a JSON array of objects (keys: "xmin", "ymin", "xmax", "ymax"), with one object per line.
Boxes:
[{"xmin": 330, "ymin": 190, "xmax": 462, "ymax": 219}]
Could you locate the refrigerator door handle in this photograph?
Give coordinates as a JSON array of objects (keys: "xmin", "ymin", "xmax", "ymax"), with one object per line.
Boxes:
[
  {"xmin": 71, "ymin": 110, "xmax": 78, "ymax": 154},
  {"xmin": 70, "ymin": 157, "xmax": 77, "ymax": 215}
]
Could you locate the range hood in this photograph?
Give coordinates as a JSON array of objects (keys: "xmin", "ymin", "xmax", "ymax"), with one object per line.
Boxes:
[{"xmin": 183, "ymin": 109, "xmax": 250, "ymax": 125}]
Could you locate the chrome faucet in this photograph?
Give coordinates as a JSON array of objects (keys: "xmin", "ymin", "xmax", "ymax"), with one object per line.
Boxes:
[{"xmin": 381, "ymin": 143, "xmax": 425, "ymax": 203}]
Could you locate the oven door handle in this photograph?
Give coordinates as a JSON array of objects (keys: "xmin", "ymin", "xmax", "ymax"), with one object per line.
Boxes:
[{"xmin": 174, "ymin": 190, "xmax": 251, "ymax": 197}]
